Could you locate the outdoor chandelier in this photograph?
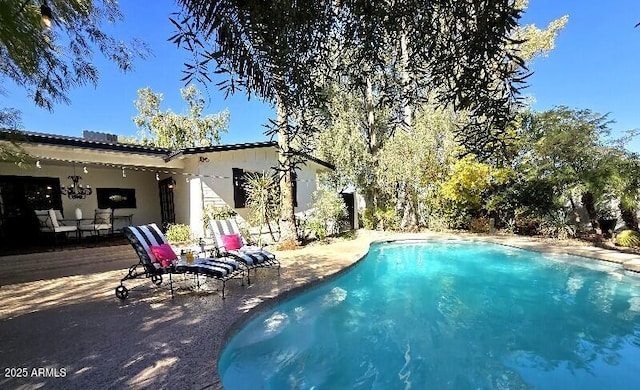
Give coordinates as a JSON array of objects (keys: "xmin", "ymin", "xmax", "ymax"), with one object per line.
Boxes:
[
  {"xmin": 40, "ymin": 1, "xmax": 52, "ymax": 29},
  {"xmin": 60, "ymin": 168, "xmax": 92, "ymax": 199}
]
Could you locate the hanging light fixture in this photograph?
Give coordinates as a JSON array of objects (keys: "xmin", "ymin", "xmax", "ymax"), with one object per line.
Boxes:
[
  {"xmin": 40, "ymin": 1, "xmax": 52, "ymax": 29},
  {"xmin": 60, "ymin": 165, "xmax": 92, "ymax": 199}
]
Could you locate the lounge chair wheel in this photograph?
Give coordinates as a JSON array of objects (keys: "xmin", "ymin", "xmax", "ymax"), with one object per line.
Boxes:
[
  {"xmin": 115, "ymin": 285, "xmax": 129, "ymax": 300},
  {"xmin": 151, "ymin": 274, "xmax": 163, "ymax": 286}
]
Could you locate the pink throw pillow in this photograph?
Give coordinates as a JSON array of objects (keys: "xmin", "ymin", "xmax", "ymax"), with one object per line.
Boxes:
[
  {"xmin": 150, "ymin": 244, "xmax": 178, "ymax": 267},
  {"xmin": 221, "ymin": 234, "xmax": 242, "ymax": 250}
]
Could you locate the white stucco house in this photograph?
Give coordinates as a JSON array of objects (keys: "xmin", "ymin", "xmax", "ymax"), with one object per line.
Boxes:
[{"xmin": 0, "ymin": 129, "xmax": 334, "ymax": 249}]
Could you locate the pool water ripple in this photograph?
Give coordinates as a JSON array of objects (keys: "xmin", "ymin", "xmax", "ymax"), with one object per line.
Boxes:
[{"xmin": 219, "ymin": 241, "xmax": 640, "ymax": 389}]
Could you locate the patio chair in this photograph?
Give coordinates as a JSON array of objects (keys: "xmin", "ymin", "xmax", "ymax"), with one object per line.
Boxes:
[
  {"xmin": 34, "ymin": 209, "xmax": 78, "ymax": 245},
  {"xmin": 79, "ymin": 208, "xmax": 113, "ymax": 238},
  {"xmin": 208, "ymin": 218, "xmax": 280, "ymax": 284},
  {"xmin": 116, "ymin": 223, "xmax": 244, "ymax": 300}
]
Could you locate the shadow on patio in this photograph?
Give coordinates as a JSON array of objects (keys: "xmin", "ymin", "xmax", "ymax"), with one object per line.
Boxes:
[{"xmin": 0, "ymin": 233, "xmax": 377, "ymax": 389}]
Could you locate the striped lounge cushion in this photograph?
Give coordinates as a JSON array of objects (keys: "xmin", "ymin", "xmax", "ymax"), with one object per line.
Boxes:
[
  {"xmin": 175, "ymin": 258, "xmax": 241, "ymax": 278},
  {"xmin": 124, "ymin": 224, "xmax": 169, "ymax": 270},
  {"xmin": 227, "ymin": 249, "xmax": 273, "ymax": 265},
  {"xmin": 209, "ymin": 219, "xmax": 276, "ymax": 263}
]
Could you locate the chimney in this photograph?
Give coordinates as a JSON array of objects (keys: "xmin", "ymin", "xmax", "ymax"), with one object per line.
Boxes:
[{"xmin": 83, "ymin": 130, "xmax": 118, "ymax": 143}]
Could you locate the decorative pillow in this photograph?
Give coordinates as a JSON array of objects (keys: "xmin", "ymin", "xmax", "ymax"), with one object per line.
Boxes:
[
  {"xmin": 150, "ymin": 244, "xmax": 178, "ymax": 267},
  {"xmin": 95, "ymin": 208, "xmax": 112, "ymax": 224},
  {"xmin": 221, "ymin": 234, "xmax": 242, "ymax": 250}
]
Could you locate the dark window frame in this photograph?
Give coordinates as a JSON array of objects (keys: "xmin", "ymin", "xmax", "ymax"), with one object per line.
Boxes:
[
  {"xmin": 232, "ymin": 168, "xmax": 298, "ymax": 209},
  {"xmin": 232, "ymin": 168, "xmax": 247, "ymax": 208}
]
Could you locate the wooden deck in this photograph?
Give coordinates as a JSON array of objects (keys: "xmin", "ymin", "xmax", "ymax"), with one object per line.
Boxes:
[{"xmin": 0, "ymin": 244, "xmax": 137, "ymax": 286}]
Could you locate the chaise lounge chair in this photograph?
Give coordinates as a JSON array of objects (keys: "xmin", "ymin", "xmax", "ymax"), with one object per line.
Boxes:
[
  {"xmin": 116, "ymin": 223, "xmax": 244, "ymax": 300},
  {"xmin": 208, "ymin": 219, "xmax": 280, "ymax": 284}
]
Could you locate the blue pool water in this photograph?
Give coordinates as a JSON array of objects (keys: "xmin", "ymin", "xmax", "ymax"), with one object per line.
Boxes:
[{"xmin": 218, "ymin": 241, "xmax": 640, "ymax": 389}]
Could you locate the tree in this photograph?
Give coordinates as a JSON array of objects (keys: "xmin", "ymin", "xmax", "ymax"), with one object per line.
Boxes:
[
  {"xmin": 519, "ymin": 106, "xmax": 616, "ymax": 222},
  {"xmin": 611, "ymin": 152, "xmax": 640, "ymax": 230},
  {"xmin": 133, "ymin": 85, "xmax": 229, "ymax": 149},
  {"xmin": 376, "ymin": 103, "xmax": 461, "ymax": 228},
  {"xmin": 0, "ymin": 108, "xmax": 31, "ymax": 166},
  {"xmin": 0, "ymin": 0, "xmax": 148, "ymax": 111},
  {"xmin": 172, "ymin": 0, "xmax": 335, "ymax": 245},
  {"xmin": 316, "ymin": 7, "xmax": 568, "ymax": 229},
  {"xmin": 172, "ymin": 0, "xmax": 532, "ymax": 243},
  {"xmin": 333, "ymin": 0, "xmax": 530, "ymax": 159}
]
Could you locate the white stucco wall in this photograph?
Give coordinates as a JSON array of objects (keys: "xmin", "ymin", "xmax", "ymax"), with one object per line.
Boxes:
[{"xmin": 175, "ymin": 148, "xmax": 325, "ymax": 238}]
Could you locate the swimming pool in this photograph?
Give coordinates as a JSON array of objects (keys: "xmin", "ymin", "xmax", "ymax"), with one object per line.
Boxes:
[{"xmin": 218, "ymin": 240, "xmax": 640, "ymax": 389}]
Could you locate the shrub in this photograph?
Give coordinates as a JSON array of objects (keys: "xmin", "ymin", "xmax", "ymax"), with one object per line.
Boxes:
[
  {"xmin": 539, "ymin": 219, "xmax": 576, "ymax": 240},
  {"xmin": 301, "ymin": 219, "xmax": 327, "ymax": 241},
  {"xmin": 514, "ymin": 215, "xmax": 544, "ymax": 236},
  {"xmin": 165, "ymin": 224, "xmax": 193, "ymax": 244},
  {"xmin": 361, "ymin": 208, "xmax": 377, "ymax": 230},
  {"xmin": 375, "ymin": 207, "xmax": 399, "ymax": 231},
  {"xmin": 309, "ymin": 190, "xmax": 348, "ymax": 236},
  {"xmin": 616, "ymin": 230, "xmax": 640, "ymax": 247},
  {"xmin": 202, "ymin": 205, "xmax": 237, "ymax": 229},
  {"xmin": 361, "ymin": 207, "xmax": 399, "ymax": 231},
  {"xmin": 469, "ymin": 217, "xmax": 490, "ymax": 233},
  {"xmin": 427, "ymin": 215, "xmax": 450, "ymax": 232}
]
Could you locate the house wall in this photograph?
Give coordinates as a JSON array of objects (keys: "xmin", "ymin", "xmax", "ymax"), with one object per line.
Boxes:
[
  {"xmin": 177, "ymin": 148, "xmax": 322, "ymax": 238},
  {"xmin": 0, "ymin": 161, "xmax": 162, "ymax": 229}
]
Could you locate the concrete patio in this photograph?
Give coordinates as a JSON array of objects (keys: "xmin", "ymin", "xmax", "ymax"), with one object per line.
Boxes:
[{"xmin": 1, "ymin": 230, "xmax": 639, "ymax": 389}]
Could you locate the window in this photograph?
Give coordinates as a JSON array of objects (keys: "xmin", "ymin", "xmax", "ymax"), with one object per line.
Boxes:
[
  {"xmin": 232, "ymin": 168, "xmax": 247, "ymax": 208},
  {"xmin": 232, "ymin": 168, "xmax": 298, "ymax": 208},
  {"xmin": 0, "ymin": 175, "xmax": 62, "ymax": 245}
]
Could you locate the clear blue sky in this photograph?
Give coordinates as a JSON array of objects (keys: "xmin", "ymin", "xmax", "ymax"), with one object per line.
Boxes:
[{"xmin": 2, "ymin": 1, "xmax": 640, "ymax": 152}]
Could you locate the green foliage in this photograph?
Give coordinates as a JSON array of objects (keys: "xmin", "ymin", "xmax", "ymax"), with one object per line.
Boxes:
[
  {"xmin": 520, "ymin": 107, "xmax": 615, "ymax": 195},
  {"xmin": 133, "ymin": 85, "xmax": 229, "ymax": 149},
  {"xmin": 202, "ymin": 205, "xmax": 237, "ymax": 230},
  {"xmin": 315, "ymin": 85, "xmax": 375, "ymax": 193},
  {"xmin": 165, "ymin": 224, "xmax": 193, "ymax": 244},
  {"xmin": 337, "ymin": 230, "xmax": 357, "ymax": 240},
  {"xmin": 616, "ymin": 230, "xmax": 640, "ymax": 248},
  {"xmin": 512, "ymin": 209, "xmax": 576, "ymax": 239},
  {"xmin": 611, "ymin": 153, "xmax": 640, "ymax": 230},
  {"xmin": 426, "ymin": 215, "xmax": 452, "ymax": 232},
  {"xmin": 539, "ymin": 216, "xmax": 576, "ymax": 240},
  {"xmin": 303, "ymin": 219, "xmax": 327, "ymax": 241},
  {"xmin": 512, "ymin": 15, "xmax": 569, "ymax": 61},
  {"xmin": 116, "ymin": 135, "xmax": 139, "ymax": 145},
  {"xmin": 309, "ymin": 190, "xmax": 348, "ymax": 236},
  {"xmin": 0, "ymin": 111, "xmax": 32, "ymax": 166},
  {"xmin": 361, "ymin": 209, "xmax": 376, "ymax": 230},
  {"xmin": 243, "ymin": 171, "xmax": 280, "ymax": 245},
  {"xmin": 469, "ymin": 217, "xmax": 490, "ymax": 233},
  {"xmin": 514, "ymin": 213, "xmax": 545, "ymax": 236},
  {"xmin": 0, "ymin": 0, "xmax": 148, "ymax": 110},
  {"xmin": 361, "ymin": 207, "xmax": 399, "ymax": 231},
  {"xmin": 429, "ymin": 200, "xmax": 473, "ymax": 230},
  {"xmin": 440, "ymin": 155, "xmax": 493, "ymax": 211}
]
